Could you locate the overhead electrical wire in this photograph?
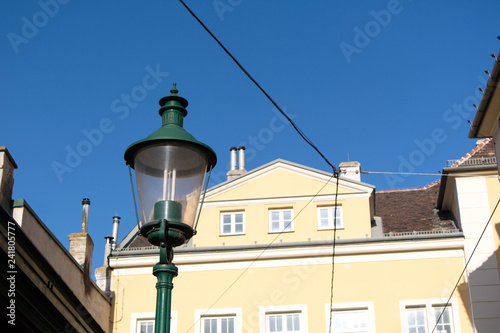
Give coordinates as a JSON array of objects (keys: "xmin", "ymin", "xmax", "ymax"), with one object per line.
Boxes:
[
  {"xmin": 430, "ymin": 198, "xmax": 500, "ymax": 333},
  {"xmin": 328, "ymin": 174, "xmax": 341, "ymax": 333},
  {"xmin": 174, "ymin": 5, "xmax": 500, "ymax": 333},
  {"xmin": 178, "ymin": 0, "xmax": 336, "ymax": 174},
  {"xmin": 362, "ymin": 170, "xmax": 498, "ymax": 177},
  {"xmin": 185, "ymin": 173, "xmax": 336, "ymax": 333}
]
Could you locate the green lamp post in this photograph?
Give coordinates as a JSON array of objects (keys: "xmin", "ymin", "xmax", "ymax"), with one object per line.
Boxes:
[{"xmin": 124, "ymin": 84, "xmax": 217, "ymax": 333}]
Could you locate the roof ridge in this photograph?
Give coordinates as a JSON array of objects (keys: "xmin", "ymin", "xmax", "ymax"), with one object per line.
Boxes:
[
  {"xmin": 377, "ymin": 180, "xmax": 440, "ymax": 193},
  {"xmin": 453, "ymin": 138, "xmax": 493, "ymax": 166}
]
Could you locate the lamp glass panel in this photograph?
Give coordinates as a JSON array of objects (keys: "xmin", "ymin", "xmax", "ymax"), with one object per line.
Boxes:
[{"xmin": 134, "ymin": 142, "xmax": 208, "ymax": 227}]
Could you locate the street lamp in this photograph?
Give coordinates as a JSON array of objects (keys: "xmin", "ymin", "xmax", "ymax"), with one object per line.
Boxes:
[{"xmin": 124, "ymin": 84, "xmax": 217, "ymax": 333}]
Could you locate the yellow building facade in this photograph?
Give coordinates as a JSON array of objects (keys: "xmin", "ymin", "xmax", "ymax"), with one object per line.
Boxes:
[{"xmin": 103, "ymin": 158, "xmax": 473, "ymax": 332}]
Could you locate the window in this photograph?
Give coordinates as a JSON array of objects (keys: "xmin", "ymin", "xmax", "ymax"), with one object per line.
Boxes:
[
  {"xmin": 132, "ymin": 311, "xmax": 177, "ymax": 333},
  {"xmin": 220, "ymin": 212, "xmax": 245, "ymax": 235},
  {"xmin": 326, "ymin": 302, "xmax": 375, "ymax": 333},
  {"xmin": 195, "ymin": 308, "xmax": 242, "ymax": 333},
  {"xmin": 400, "ymin": 299, "xmax": 460, "ymax": 333},
  {"xmin": 406, "ymin": 308, "xmax": 427, "ymax": 333},
  {"xmin": 260, "ymin": 305, "xmax": 307, "ymax": 333},
  {"xmin": 331, "ymin": 309, "xmax": 368, "ymax": 332},
  {"xmin": 269, "ymin": 209, "xmax": 294, "ymax": 233},
  {"xmin": 433, "ymin": 306, "xmax": 453, "ymax": 333},
  {"xmin": 202, "ymin": 316, "xmax": 235, "ymax": 333},
  {"xmin": 267, "ymin": 313, "xmax": 301, "ymax": 332},
  {"xmin": 317, "ymin": 206, "xmax": 343, "ymax": 230},
  {"xmin": 138, "ymin": 320, "xmax": 154, "ymax": 333}
]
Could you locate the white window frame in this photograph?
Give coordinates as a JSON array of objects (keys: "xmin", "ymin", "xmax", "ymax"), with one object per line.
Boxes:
[
  {"xmin": 131, "ymin": 311, "xmax": 177, "ymax": 333},
  {"xmin": 268, "ymin": 208, "xmax": 294, "ymax": 233},
  {"xmin": 325, "ymin": 302, "xmax": 375, "ymax": 333},
  {"xmin": 195, "ymin": 308, "xmax": 242, "ymax": 333},
  {"xmin": 220, "ymin": 211, "xmax": 245, "ymax": 236},
  {"xmin": 317, "ymin": 206, "xmax": 343, "ymax": 230},
  {"xmin": 137, "ymin": 319, "xmax": 154, "ymax": 333},
  {"xmin": 399, "ymin": 298, "xmax": 461, "ymax": 333},
  {"xmin": 259, "ymin": 304, "xmax": 308, "ymax": 333}
]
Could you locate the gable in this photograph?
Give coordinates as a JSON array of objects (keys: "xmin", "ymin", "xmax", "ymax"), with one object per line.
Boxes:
[{"xmin": 205, "ymin": 160, "xmax": 374, "ymax": 203}]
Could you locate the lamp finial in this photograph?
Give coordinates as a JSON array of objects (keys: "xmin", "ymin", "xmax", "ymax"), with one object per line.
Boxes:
[{"xmin": 170, "ymin": 83, "xmax": 178, "ymax": 95}]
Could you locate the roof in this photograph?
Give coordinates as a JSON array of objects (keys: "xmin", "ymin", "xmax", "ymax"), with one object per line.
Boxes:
[
  {"xmin": 376, "ymin": 181, "xmax": 456, "ymax": 234},
  {"xmin": 437, "ymin": 138, "xmax": 497, "ymax": 209},
  {"xmin": 468, "ymin": 48, "xmax": 500, "ymax": 138},
  {"xmin": 447, "ymin": 138, "xmax": 495, "ymax": 167}
]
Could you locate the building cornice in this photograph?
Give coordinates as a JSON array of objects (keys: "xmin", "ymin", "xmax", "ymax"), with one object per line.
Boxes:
[{"xmin": 108, "ymin": 235, "xmax": 464, "ymax": 269}]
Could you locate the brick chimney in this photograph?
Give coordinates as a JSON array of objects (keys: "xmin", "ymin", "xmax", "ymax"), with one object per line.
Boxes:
[
  {"xmin": 0, "ymin": 147, "xmax": 17, "ymax": 214},
  {"xmin": 226, "ymin": 146, "xmax": 247, "ymax": 181},
  {"xmin": 69, "ymin": 199, "xmax": 94, "ymax": 268},
  {"xmin": 69, "ymin": 198, "xmax": 94, "ymax": 293}
]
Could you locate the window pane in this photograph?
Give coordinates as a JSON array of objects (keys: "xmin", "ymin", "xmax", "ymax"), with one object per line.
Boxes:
[
  {"xmin": 407, "ymin": 308, "xmax": 427, "ymax": 333},
  {"xmin": 235, "ymin": 213, "xmax": 243, "ymax": 222},
  {"xmin": 434, "ymin": 307, "xmax": 452, "ymax": 333},
  {"xmin": 211, "ymin": 318, "xmax": 217, "ymax": 332},
  {"xmin": 283, "ymin": 210, "xmax": 292, "ymax": 220},
  {"xmin": 203, "ymin": 318, "xmax": 210, "ymax": 333},
  {"xmin": 223, "ymin": 224, "xmax": 231, "ymax": 234},
  {"xmin": 408, "ymin": 311, "xmax": 416, "ymax": 325},
  {"xmin": 271, "ymin": 211, "xmax": 279, "ymax": 221},
  {"xmin": 276, "ymin": 315, "xmax": 283, "ymax": 331},
  {"xmin": 139, "ymin": 321, "xmax": 154, "ymax": 333},
  {"xmin": 269, "ymin": 315, "xmax": 276, "ymax": 332},
  {"xmin": 235, "ymin": 222, "xmax": 243, "ymax": 233},
  {"xmin": 416, "ymin": 310, "xmax": 425, "ymax": 325},
  {"xmin": 222, "ymin": 318, "xmax": 227, "ymax": 333},
  {"xmin": 286, "ymin": 314, "xmax": 293, "ymax": 331}
]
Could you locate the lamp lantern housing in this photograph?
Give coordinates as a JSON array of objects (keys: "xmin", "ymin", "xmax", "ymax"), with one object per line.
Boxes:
[{"xmin": 124, "ymin": 84, "xmax": 217, "ymax": 248}]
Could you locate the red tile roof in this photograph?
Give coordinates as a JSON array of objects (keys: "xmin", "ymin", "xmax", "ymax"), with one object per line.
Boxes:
[{"xmin": 376, "ymin": 181, "xmax": 456, "ymax": 233}]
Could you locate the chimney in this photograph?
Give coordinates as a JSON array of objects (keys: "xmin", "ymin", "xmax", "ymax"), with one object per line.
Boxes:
[
  {"xmin": 68, "ymin": 198, "xmax": 94, "ymax": 294},
  {"xmin": 69, "ymin": 199, "xmax": 94, "ymax": 267},
  {"xmin": 226, "ymin": 146, "xmax": 247, "ymax": 181},
  {"xmin": 103, "ymin": 236, "xmax": 113, "ymax": 265},
  {"xmin": 111, "ymin": 216, "xmax": 120, "ymax": 250},
  {"xmin": 229, "ymin": 146, "xmax": 237, "ymax": 171},
  {"xmin": 95, "ymin": 236, "xmax": 113, "ymax": 297},
  {"xmin": 81, "ymin": 198, "xmax": 90, "ymax": 232},
  {"xmin": 339, "ymin": 161, "xmax": 361, "ymax": 182},
  {"xmin": 238, "ymin": 146, "xmax": 246, "ymax": 172},
  {"xmin": 0, "ymin": 147, "xmax": 18, "ymax": 214}
]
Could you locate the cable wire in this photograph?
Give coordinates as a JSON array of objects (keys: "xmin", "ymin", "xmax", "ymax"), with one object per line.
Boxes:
[
  {"xmin": 185, "ymin": 171, "xmax": 337, "ymax": 332},
  {"xmin": 328, "ymin": 171, "xmax": 341, "ymax": 333},
  {"xmin": 178, "ymin": 0, "xmax": 336, "ymax": 173},
  {"xmin": 430, "ymin": 198, "xmax": 500, "ymax": 333},
  {"xmin": 128, "ymin": 165, "xmax": 141, "ymax": 229},
  {"xmin": 362, "ymin": 170, "xmax": 498, "ymax": 177}
]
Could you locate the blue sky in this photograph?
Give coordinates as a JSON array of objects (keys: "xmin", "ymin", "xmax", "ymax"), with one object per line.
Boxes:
[{"xmin": 1, "ymin": 1, "xmax": 499, "ymax": 278}]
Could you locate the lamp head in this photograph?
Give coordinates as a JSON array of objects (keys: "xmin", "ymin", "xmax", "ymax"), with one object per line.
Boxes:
[{"xmin": 124, "ymin": 84, "xmax": 216, "ymax": 246}]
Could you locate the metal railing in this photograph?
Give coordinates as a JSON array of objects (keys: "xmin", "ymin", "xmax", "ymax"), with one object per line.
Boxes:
[
  {"xmin": 446, "ymin": 156, "xmax": 496, "ymax": 168},
  {"xmin": 384, "ymin": 229, "xmax": 460, "ymax": 237}
]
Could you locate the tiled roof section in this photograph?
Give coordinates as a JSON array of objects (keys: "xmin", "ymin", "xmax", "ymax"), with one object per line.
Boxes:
[
  {"xmin": 451, "ymin": 138, "xmax": 495, "ymax": 166},
  {"xmin": 127, "ymin": 234, "xmax": 150, "ymax": 248},
  {"xmin": 376, "ymin": 181, "xmax": 456, "ymax": 233}
]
